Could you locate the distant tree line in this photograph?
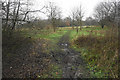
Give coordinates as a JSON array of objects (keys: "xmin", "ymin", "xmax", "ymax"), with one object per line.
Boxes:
[
  {"xmin": 2, "ymin": 0, "xmax": 119, "ymax": 32},
  {"xmin": 2, "ymin": 0, "xmax": 45, "ymax": 31}
]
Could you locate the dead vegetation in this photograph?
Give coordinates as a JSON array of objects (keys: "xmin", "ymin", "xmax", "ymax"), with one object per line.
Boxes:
[
  {"xmin": 73, "ymin": 27, "xmax": 118, "ymax": 78},
  {"xmin": 2, "ymin": 30, "xmax": 52, "ymax": 78}
]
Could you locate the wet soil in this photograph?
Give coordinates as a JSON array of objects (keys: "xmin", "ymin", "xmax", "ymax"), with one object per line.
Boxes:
[
  {"xmin": 51, "ymin": 31, "xmax": 91, "ymax": 78},
  {"xmin": 2, "ymin": 31, "xmax": 91, "ymax": 78}
]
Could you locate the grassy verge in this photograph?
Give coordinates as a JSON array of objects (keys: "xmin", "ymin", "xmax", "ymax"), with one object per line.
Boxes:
[
  {"xmin": 20, "ymin": 28, "xmax": 69, "ymax": 78},
  {"xmin": 20, "ymin": 28, "xmax": 69, "ymax": 43},
  {"xmin": 2, "ymin": 30, "xmax": 33, "ymax": 57},
  {"xmin": 20, "ymin": 28, "xmax": 69, "ymax": 52},
  {"xmin": 70, "ymin": 26, "xmax": 118, "ymax": 78},
  {"xmin": 3, "ymin": 28, "xmax": 69, "ymax": 78},
  {"xmin": 69, "ymin": 26, "xmax": 108, "ymax": 41}
]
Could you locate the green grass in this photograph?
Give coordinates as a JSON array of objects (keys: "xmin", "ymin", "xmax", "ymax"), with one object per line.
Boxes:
[
  {"xmin": 21, "ymin": 28, "xmax": 68, "ymax": 43},
  {"xmin": 20, "ymin": 28, "xmax": 69, "ymax": 53},
  {"xmin": 69, "ymin": 26, "xmax": 108, "ymax": 41}
]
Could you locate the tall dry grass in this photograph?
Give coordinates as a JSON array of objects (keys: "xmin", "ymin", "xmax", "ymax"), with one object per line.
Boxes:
[{"xmin": 74, "ymin": 27, "xmax": 118, "ymax": 78}]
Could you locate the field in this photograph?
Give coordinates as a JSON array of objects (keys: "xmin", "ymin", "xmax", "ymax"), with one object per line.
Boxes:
[
  {"xmin": 2, "ymin": 26, "xmax": 118, "ymax": 78},
  {"xmin": 2, "ymin": 0, "xmax": 119, "ymax": 79}
]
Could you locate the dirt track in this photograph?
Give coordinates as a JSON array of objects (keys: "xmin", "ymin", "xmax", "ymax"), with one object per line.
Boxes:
[
  {"xmin": 3, "ymin": 31, "xmax": 91, "ymax": 78},
  {"xmin": 51, "ymin": 31, "xmax": 91, "ymax": 78}
]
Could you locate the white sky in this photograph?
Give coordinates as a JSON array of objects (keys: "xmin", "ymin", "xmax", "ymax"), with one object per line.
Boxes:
[{"xmin": 31, "ymin": 0, "xmax": 110, "ymax": 20}]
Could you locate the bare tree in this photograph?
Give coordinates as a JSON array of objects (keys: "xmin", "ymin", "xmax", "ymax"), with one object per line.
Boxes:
[
  {"xmin": 71, "ymin": 5, "xmax": 84, "ymax": 33},
  {"xmin": 85, "ymin": 17, "xmax": 98, "ymax": 27},
  {"xmin": 118, "ymin": 1, "xmax": 120, "ymax": 27},
  {"xmin": 94, "ymin": 2, "xmax": 109, "ymax": 28},
  {"xmin": 70, "ymin": 8, "xmax": 77, "ymax": 30},
  {"xmin": 85, "ymin": 17, "xmax": 93, "ymax": 27},
  {"xmin": 94, "ymin": 1, "xmax": 119, "ymax": 28},
  {"xmin": 12, "ymin": 0, "xmax": 20, "ymax": 30},
  {"xmin": 45, "ymin": 2, "xmax": 61, "ymax": 32},
  {"xmin": 64, "ymin": 16, "xmax": 71, "ymax": 27},
  {"xmin": 110, "ymin": 1, "xmax": 119, "ymax": 27},
  {"xmin": 76, "ymin": 5, "xmax": 84, "ymax": 31},
  {"xmin": 2, "ymin": 0, "xmax": 10, "ymax": 30},
  {"xmin": 2, "ymin": 0, "xmax": 45, "ymax": 30},
  {"xmin": 56, "ymin": 10, "xmax": 62, "ymax": 27}
]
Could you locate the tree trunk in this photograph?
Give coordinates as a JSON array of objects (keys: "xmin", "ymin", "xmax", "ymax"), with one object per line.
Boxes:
[
  {"xmin": 12, "ymin": 1, "xmax": 20, "ymax": 30},
  {"xmin": 76, "ymin": 26, "xmax": 78, "ymax": 33},
  {"xmin": 72, "ymin": 26, "xmax": 74, "ymax": 30},
  {"xmin": 80, "ymin": 26, "xmax": 82, "ymax": 30},
  {"xmin": 5, "ymin": 2, "xmax": 10, "ymax": 31},
  {"xmin": 101, "ymin": 24, "xmax": 104, "ymax": 28},
  {"xmin": 80, "ymin": 20, "xmax": 82, "ymax": 30},
  {"xmin": 53, "ymin": 27, "xmax": 56, "ymax": 32}
]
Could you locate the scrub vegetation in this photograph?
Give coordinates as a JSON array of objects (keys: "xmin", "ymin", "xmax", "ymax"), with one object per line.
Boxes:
[
  {"xmin": 2, "ymin": 0, "xmax": 119, "ymax": 79},
  {"xmin": 70, "ymin": 26, "xmax": 118, "ymax": 78}
]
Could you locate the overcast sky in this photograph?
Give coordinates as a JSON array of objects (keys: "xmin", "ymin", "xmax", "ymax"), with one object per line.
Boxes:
[{"xmin": 31, "ymin": 0, "xmax": 110, "ymax": 20}]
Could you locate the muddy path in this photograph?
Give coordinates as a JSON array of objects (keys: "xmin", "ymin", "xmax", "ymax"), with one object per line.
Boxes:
[
  {"xmin": 3, "ymin": 31, "xmax": 92, "ymax": 78},
  {"xmin": 51, "ymin": 31, "xmax": 91, "ymax": 78}
]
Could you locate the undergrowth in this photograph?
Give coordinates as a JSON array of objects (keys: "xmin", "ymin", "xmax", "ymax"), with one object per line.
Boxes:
[
  {"xmin": 72, "ymin": 27, "xmax": 118, "ymax": 78},
  {"xmin": 2, "ymin": 28, "xmax": 66, "ymax": 78}
]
